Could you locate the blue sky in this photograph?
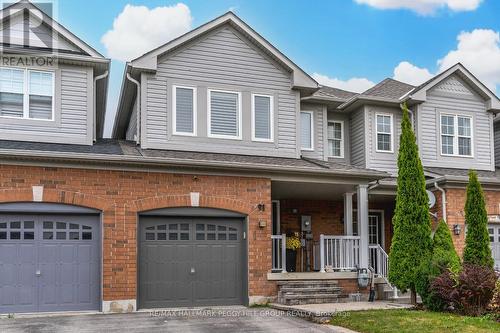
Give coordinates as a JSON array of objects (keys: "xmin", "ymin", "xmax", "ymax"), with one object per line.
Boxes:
[{"xmin": 50, "ymin": 0, "xmax": 500, "ymax": 136}]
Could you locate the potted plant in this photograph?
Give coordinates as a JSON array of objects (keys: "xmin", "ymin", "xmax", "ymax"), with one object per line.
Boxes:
[{"xmin": 286, "ymin": 233, "xmax": 302, "ymax": 272}]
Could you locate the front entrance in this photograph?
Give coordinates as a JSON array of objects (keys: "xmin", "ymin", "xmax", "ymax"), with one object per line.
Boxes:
[
  {"xmin": 488, "ymin": 224, "xmax": 500, "ymax": 270},
  {"xmin": 138, "ymin": 214, "xmax": 247, "ymax": 309},
  {"xmin": 368, "ymin": 212, "xmax": 384, "ymax": 247},
  {"xmin": 0, "ymin": 214, "xmax": 101, "ymax": 313}
]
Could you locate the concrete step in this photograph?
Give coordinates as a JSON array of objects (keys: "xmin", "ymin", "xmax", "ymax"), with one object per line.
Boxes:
[
  {"xmin": 276, "ymin": 280, "xmax": 339, "ymax": 288},
  {"xmin": 279, "ymin": 286, "xmax": 342, "ymax": 294},
  {"xmin": 278, "ymin": 293, "xmax": 343, "ymax": 305}
]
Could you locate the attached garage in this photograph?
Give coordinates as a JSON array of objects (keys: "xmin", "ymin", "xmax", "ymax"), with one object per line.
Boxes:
[
  {"xmin": 0, "ymin": 204, "xmax": 101, "ymax": 314},
  {"xmin": 138, "ymin": 208, "xmax": 247, "ymax": 309}
]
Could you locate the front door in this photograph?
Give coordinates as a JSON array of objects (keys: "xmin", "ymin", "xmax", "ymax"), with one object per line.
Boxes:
[
  {"xmin": 488, "ymin": 224, "xmax": 500, "ymax": 270},
  {"xmin": 368, "ymin": 213, "xmax": 383, "ymax": 247}
]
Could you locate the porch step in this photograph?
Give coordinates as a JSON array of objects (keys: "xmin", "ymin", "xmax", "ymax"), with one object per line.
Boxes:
[{"xmin": 276, "ymin": 280, "xmax": 343, "ymax": 305}]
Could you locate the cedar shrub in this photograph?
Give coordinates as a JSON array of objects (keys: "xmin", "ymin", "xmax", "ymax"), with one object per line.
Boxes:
[{"xmin": 388, "ymin": 104, "xmax": 433, "ymax": 304}]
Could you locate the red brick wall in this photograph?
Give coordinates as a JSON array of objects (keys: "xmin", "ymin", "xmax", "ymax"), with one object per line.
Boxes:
[
  {"xmin": 0, "ymin": 164, "xmax": 274, "ymax": 300},
  {"xmin": 432, "ymin": 187, "xmax": 500, "ymax": 257}
]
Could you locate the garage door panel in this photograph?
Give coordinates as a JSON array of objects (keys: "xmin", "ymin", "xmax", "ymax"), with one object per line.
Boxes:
[
  {"xmin": 139, "ymin": 216, "xmax": 245, "ymax": 309},
  {"xmin": 0, "ymin": 214, "xmax": 100, "ymax": 313}
]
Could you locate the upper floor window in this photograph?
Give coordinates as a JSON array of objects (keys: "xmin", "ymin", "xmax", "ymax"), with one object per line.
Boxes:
[
  {"xmin": 328, "ymin": 121, "xmax": 344, "ymax": 158},
  {"xmin": 173, "ymin": 85, "xmax": 196, "ymax": 136},
  {"xmin": 376, "ymin": 114, "xmax": 393, "ymax": 152},
  {"xmin": 208, "ymin": 89, "xmax": 241, "ymax": 139},
  {"xmin": 252, "ymin": 94, "xmax": 273, "ymax": 142},
  {"xmin": 440, "ymin": 114, "xmax": 472, "ymax": 157},
  {"xmin": 0, "ymin": 67, "xmax": 54, "ymax": 120},
  {"xmin": 301, "ymin": 111, "xmax": 314, "ymax": 151}
]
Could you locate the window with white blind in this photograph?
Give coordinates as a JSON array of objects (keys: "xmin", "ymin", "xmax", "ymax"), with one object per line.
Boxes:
[
  {"xmin": 173, "ymin": 85, "xmax": 196, "ymax": 135},
  {"xmin": 440, "ymin": 114, "xmax": 473, "ymax": 157},
  {"xmin": 208, "ymin": 89, "xmax": 241, "ymax": 139},
  {"xmin": 328, "ymin": 121, "xmax": 344, "ymax": 158},
  {"xmin": 376, "ymin": 114, "xmax": 393, "ymax": 152},
  {"xmin": 300, "ymin": 111, "xmax": 314, "ymax": 151},
  {"xmin": 252, "ymin": 94, "xmax": 273, "ymax": 142},
  {"xmin": 0, "ymin": 67, "xmax": 54, "ymax": 120}
]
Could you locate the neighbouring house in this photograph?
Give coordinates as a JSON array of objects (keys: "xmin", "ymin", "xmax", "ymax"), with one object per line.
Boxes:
[{"xmin": 0, "ymin": 0, "xmax": 500, "ymax": 314}]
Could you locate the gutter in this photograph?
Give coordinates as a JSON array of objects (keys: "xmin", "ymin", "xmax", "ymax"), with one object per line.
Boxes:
[
  {"xmin": 126, "ymin": 73, "xmax": 141, "ymax": 144},
  {"xmin": 93, "ymin": 71, "xmax": 109, "ymax": 141},
  {"xmin": 433, "ymin": 177, "xmax": 447, "ymax": 222}
]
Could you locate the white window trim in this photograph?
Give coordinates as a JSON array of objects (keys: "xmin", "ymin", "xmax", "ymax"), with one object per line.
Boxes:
[
  {"xmin": 251, "ymin": 93, "xmax": 274, "ymax": 142},
  {"xmin": 207, "ymin": 89, "xmax": 242, "ymax": 140},
  {"xmin": 440, "ymin": 113, "xmax": 474, "ymax": 158},
  {"xmin": 300, "ymin": 111, "xmax": 314, "ymax": 151},
  {"xmin": 0, "ymin": 66, "xmax": 55, "ymax": 121},
  {"xmin": 375, "ymin": 113, "xmax": 394, "ymax": 153},
  {"xmin": 172, "ymin": 85, "xmax": 197, "ymax": 136},
  {"xmin": 327, "ymin": 120, "xmax": 344, "ymax": 158}
]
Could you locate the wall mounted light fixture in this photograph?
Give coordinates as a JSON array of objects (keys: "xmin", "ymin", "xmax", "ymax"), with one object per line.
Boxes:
[{"xmin": 453, "ymin": 224, "xmax": 461, "ymax": 235}]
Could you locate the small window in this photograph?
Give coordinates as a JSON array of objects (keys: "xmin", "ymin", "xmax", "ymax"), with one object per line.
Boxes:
[
  {"xmin": 328, "ymin": 121, "xmax": 344, "ymax": 158},
  {"xmin": 252, "ymin": 94, "xmax": 273, "ymax": 142},
  {"xmin": 441, "ymin": 114, "xmax": 473, "ymax": 157},
  {"xmin": 376, "ymin": 114, "xmax": 393, "ymax": 152},
  {"xmin": 208, "ymin": 90, "xmax": 241, "ymax": 139},
  {"xmin": 173, "ymin": 86, "xmax": 196, "ymax": 136},
  {"xmin": 300, "ymin": 111, "xmax": 314, "ymax": 150},
  {"xmin": 82, "ymin": 232, "xmax": 92, "ymax": 240},
  {"xmin": 0, "ymin": 67, "xmax": 53, "ymax": 120}
]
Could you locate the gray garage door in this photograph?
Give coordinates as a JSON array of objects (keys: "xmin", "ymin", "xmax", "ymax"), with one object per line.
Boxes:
[
  {"xmin": 139, "ymin": 216, "xmax": 246, "ymax": 309},
  {"xmin": 0, "ymin": 214, "xmax": 100, "ymax": 313}
]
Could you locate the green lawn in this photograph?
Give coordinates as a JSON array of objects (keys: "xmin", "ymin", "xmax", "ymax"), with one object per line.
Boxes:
[{"xmin": 329, "ymin": 309, "xmax": 500, "ymax": 333}]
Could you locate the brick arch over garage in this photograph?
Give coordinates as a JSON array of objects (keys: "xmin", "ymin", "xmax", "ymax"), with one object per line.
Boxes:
[
  {"xmin": 0, "ymin": 188, "xmax": 113, "ymax": 212},
  {"xmin": 130, "ymin": 194, "xmax": 257, "ymax": 216}
]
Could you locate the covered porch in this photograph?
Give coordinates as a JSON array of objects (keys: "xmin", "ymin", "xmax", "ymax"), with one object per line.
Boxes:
[{"xmin": 267, "ymin": 176, "xmax": 397, "ymax": 302}]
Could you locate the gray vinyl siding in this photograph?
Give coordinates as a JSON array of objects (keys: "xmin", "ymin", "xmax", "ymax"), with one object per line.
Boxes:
[
  {"xmin": 0, "ymin": 64, "xmax": 93, "ymax": 145},
  {"xmin": 366, "ymin": 105, "xmax": 402, "ymax": 175},
  {"xmin": 350, "ymin": 107, "xmax": 366, "ymax": 168},
  {"xmin": 327, "ymin": 112, "xmax": 350, "ymax": 164},
  {"xmin": 495, "ymin": 121, "xmax": 500, "ymax": 167},
  {"xmin": 301, "ymin": 102, "xmax": 325, "ymax": 160},
  {"xmin": 418, "ymin": 75, "xmax": 494, "ymax": 171},
  {"xmin": 141, "ymin": 25, "xmax": 298, "ymax": 158},
  {"xmin": 126, "ymin": 99, "xmax": 138, "ymax": 141}
]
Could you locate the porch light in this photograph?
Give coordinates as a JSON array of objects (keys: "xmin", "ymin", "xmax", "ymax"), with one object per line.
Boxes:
[{"xmin": 453, "ymin": 224, "xmax": 462, "ymax": 235}]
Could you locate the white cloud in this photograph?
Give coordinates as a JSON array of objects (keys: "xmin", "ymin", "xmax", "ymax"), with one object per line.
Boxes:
[
  {"xmin": 390, "ymin": 29, "xmax": 500, "ymax": 93},
  {"xmin": 438, "ymin": 29, "xmax": 500, "ymax": 91},
  {"xmin": 312, "ymin": 73, "xmax": 375, "ymax": 93},
  {"xmin": 393, "ymin": 61, "xmax": 434, "ymax": 85},
  {"xmin": 354, "ymin": 0, "xmax": 482, "ymax": 15},
  {"xmin": 101, "ymin": 3, "xmax": 193, "ymax": 62}
]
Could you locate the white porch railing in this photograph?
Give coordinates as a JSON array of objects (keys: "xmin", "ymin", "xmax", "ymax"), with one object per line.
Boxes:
[
  {"xmin": 319, "ymin": 235, "xmax": 360, "ymax": 272},
  {"xmin": 369, "ymin": 244, "xmax": 397, "ymax": 298},
  {"xmin": 369, "ymin": 244, "xmax": 388, "ymax": 278},
  {"xmin": 271, "ymin": 234, "xmax": 286, "ymax": 273}
]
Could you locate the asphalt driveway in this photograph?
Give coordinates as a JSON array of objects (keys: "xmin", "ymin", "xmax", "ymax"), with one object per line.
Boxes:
[{"xmin": 0, "ymin": 307, "xmax": 346, "ymax": 333}]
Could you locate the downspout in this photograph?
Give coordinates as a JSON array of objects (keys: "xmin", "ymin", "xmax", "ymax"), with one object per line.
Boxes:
[
  {"xmin": 434, "ymin": 181, "xmax": 447, "ymax": 222},
  {"xmin": 93, "ymin": 71, "xmax": 109, "ymax": 141},
  {"xmin": 126, "ymin": 73, "xmax": 141, "ymax": 145},
  {"xmin": 368, "ymin": 180, "xmax": 380, "ymax": 191}
]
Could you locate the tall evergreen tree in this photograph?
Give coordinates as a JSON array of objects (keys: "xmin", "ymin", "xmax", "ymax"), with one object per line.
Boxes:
[
  {"xmin": 388, "ymin": 104, "xmax": 433, "ymax": 304},
  {"xmin": 463, "ymin": 170, "xmax": 494, "ymax": 268}
]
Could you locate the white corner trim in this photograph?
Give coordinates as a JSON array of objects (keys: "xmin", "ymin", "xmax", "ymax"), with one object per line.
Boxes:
[
  {"xmin": 102, "ymin": 299, "xmax": 136, "ymax": 313},
  {"xmin": 190, "ymin": 192, "xmax": 200, "ymax": 207},
  {"xmin": 32, "ymin": 186, "xmax": 43, "ymax": 202}
]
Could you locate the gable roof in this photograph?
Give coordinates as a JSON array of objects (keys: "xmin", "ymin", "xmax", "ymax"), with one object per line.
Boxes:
[
  {"xmin": 113, "ymin": 11, "xmax": 318, "ymax": 139},
  {"xmin": 401, "ymin": 63, "xmax": 500, "ymax": 112},
  {"xmin": 0, "ymin": 0, "xmax": 105, "ymax": 59},
  {"xmin": 0, "ymin": 0, "xmax": 110, "ymax": 138}
]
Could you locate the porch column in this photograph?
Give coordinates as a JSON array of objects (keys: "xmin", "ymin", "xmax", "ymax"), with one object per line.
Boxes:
[
  {"xmin": 357, "ymin": 184, "xmax": 369, "ymax": 269},
  {"xmin": 344, "ymin": 192, "xmax": 354, "ymax": 236}
]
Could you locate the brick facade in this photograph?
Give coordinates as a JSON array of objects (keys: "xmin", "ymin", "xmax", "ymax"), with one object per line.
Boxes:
[
  {"xmin": 0, "ymin": 164, "xmax": 274, "ymax": 304},
  {"xmin": 432, "ymin": 187, "xmax": 500, "ymax": 256}
]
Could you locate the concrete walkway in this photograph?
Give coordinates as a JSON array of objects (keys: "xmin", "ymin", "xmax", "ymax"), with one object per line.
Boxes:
[{"xmin": 270, "ymin": 301, "xmax": 412, "ymax": 323}]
